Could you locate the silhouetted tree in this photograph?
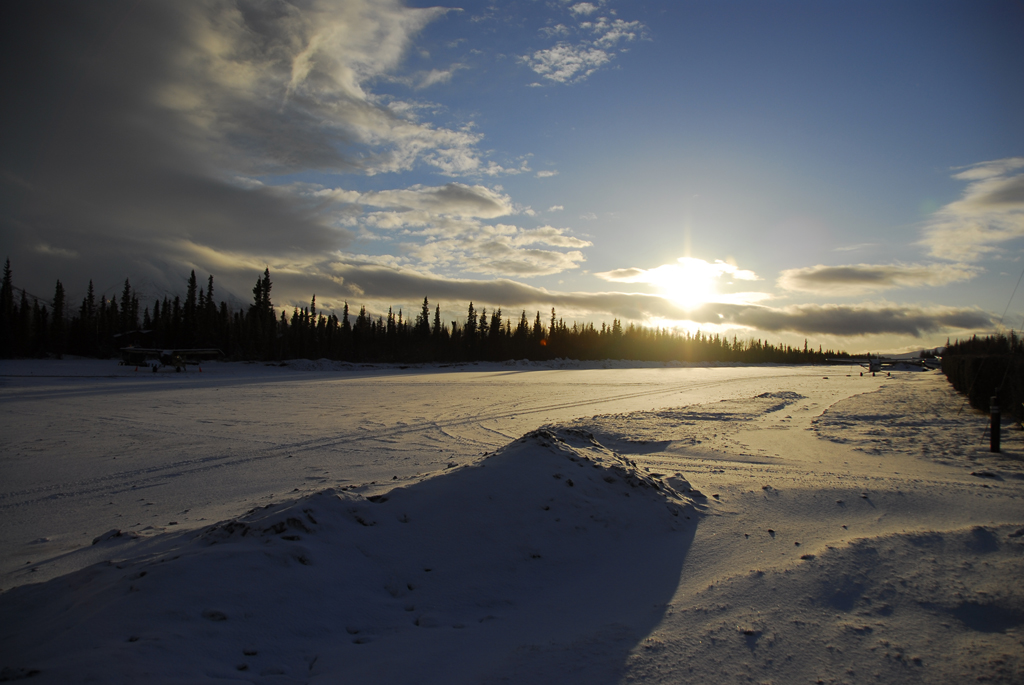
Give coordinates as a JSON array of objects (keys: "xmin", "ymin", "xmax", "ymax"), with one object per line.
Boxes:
[{"xmin": 0, "ymin": 259, "xmax": 14, "ymax": 357}]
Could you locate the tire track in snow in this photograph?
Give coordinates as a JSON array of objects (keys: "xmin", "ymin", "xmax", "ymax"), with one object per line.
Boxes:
[
  {"xmin": 0, "ymin": 371, "xmax": 825, "ymax": 512},
  {"xmin": 270, "ymin": 372, "xmax": 815, "ymax": 456},
  {"xmin": 0, "ymin": 451, "xmax": 287, "ymax": 509}
]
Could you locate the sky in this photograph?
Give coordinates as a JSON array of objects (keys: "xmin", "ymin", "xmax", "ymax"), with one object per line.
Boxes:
[{"xmin": 2, "ymin": 0, "xmax": 1023, "ymax": 353}]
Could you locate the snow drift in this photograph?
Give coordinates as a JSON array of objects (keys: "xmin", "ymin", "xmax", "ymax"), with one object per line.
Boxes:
[{"xmin": 0, "ymin": 428, "xmax": 701, "ymax": 684}]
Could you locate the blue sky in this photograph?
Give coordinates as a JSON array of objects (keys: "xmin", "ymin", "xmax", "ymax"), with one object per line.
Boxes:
[{"xmin": 2, "ymin": 0, "xmax": 1023, "ymax": 352}]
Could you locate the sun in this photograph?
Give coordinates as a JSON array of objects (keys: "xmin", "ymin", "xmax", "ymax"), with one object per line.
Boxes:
[{"xmin": 648, "ymin": 259, "xmax": 718, "ymax": 309}]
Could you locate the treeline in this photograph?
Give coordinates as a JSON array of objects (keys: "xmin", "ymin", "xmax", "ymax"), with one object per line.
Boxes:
[
  {"xmin": 0, "ymin": 260, "xmax": 847, "ymax": 365},
  {"xmin": 942, "ymin": 332, "xmax": 1024, "ymax": 418}
]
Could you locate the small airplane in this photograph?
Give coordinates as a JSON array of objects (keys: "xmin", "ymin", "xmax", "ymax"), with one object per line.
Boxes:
[
  {"xmin": 120, "ymin": 347, "xmax": 223, "ymax": 372},
  {"xmin": 829, "ymin": 353, "xmax": 941, "ymax": 374}
]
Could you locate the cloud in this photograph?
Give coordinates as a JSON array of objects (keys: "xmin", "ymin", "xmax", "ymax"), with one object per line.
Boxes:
[
  {"xmin": 514, "ymin": 226, "xmax": 592, "ymax": 248},
  {"xmin": 715, "ymin": 303, "xmax": 993, "ymax": 338},
  {"xmin": 778, "ymin": 262, "xmax": 980, "ymax": 294},
  {"xmin": 415, "ymin": 66, "xmax": 464, "ymax": 89},
  {"xmin": 540, "ymin": 24, "xmax": 572, "ymax": 38},
  {"xmin": 479, "ymin": 158, "xmax": 534, "ymax": 176},
  {"xmin": 548, "ymin": 205, "xmax": 565, "ymax": 212},
  {"xmin": 34, "ymin": 244, "xmax": 79, "ymax": 259},
  {"xmin": 570, "ymin": 3, "xmax": 600, "ymax": 16},
  {"xmin": 521, "ymin": 44, "xmax": 611, "ymax": 83},
  {"xmin": 404, "ymin": 223, "xmax": 592, "ymax": 277},
  {"xmin": 597, "ymin": 257, "xmax": 761, "ymax": 286},
  {"xmin": 921, "ymin": 158, "xmax": 1024, "ymax": 261},
  {"xmin": 158, "ymin": 0, "xmax": 478, "ymax": 177},
  {"xmin": 951, "ymin": 157, "xmax": 1024, "ymax": 181},
  {"xmin": 289, "ymin": 178, "xmax": 591, "ymax": 278},
  {"xmin": 352, "ymin": 183, "xmax": 515, "ymax": 218},
  {"xmin": 536, "ymin": 170, "xmax": 559, "ymax": 178},
  {"xmin": 379, "ymin": 64, "xmax": 466, "ymax": 91},
  {"xmin": 1, "ymin": 0, "xmax": 554, "ymax": 304},
  {"xmin": 582, "ymin": 18, "xmax": 644, "ymax": 48},
  {"xmin": 521, "ymin": 5, "xmax": 645, "ymax": 83}
]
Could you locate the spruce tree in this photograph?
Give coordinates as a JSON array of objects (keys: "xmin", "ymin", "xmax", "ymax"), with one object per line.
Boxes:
[
  {"xmin": 415, "ymin": 297, "xmax": 430, "ymax": 338},
  {"xmin": 119, "ymin": 279, "xmax": 134, "ymax": 333},
  {"xmin": 0, "ymin": 259, "xmax": 14, "ymax": 356},
  {"xmin": 184, "ymin": 271, "xmax": 198, "ymax": 344},
  {"xmin": 51, "ymin": 280, "xmax": 66, "ymax": 356},
  {"xmin": 205, "ymin": 275, "xmax": 216, "ymax": 333},
  {"xmin": 77, "ymin": 280, "xmax": 97, "ymax": 355},
  {"xmin": 17, "ymin": 288, "xmax": 31, "ymax": 356},
  {"xmin": 489, "ymin": 309, "xmax": 502, "ymax": 341},
  {"xmin": 33, "ymin": 300, "xmax": 48, "ymax": 356},
  {"xmin": 465, "ymin": 302, "xmax": 477, "ymax": 341}
]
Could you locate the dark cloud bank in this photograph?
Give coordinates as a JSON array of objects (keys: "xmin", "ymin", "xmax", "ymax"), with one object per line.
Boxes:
[{"xmin": 1, "ymin": 1, "xmax": 371, "ymax": 296}]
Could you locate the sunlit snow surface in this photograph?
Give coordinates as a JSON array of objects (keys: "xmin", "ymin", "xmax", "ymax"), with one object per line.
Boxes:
[{"xmin": 1, "ymin": 359, "xmax": 1022, "ymax": 683}]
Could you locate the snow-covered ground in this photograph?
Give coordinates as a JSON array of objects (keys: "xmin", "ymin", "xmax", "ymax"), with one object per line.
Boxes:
[{"xmin": 1, "ymin": 359, "xmax": 1021, "ymax": 683}]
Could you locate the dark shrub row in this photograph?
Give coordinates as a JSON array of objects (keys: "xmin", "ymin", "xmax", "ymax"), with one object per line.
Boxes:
[{"xmin": 942, "ymin": 333, "xmax": 1024, "ymax": 419}]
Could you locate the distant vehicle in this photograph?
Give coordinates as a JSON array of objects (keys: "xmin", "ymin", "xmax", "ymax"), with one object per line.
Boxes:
[
  {"xmin": 829, "ymin": 353, "xmax": 941, "ymax": 373},
  {"xmin": 119, "ymin": 347, "xmax": 222, "ymax": 372}
]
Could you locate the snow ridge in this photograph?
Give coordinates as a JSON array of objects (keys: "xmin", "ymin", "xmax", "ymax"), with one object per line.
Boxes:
[{"xmin": 0, "ymin": 428, "xmax": 698, "ymax": 684}]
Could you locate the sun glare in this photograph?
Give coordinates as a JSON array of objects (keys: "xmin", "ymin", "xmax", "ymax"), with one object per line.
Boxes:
[
  {"xmin": 597, "ymin": 256, "xmax": 760, "ymax": 311},
  {"xmin": 649, "ymin": 259, "xmax": 718, "ymax": 309}
]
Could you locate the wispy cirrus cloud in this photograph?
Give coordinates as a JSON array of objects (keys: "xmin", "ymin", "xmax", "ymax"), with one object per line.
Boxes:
[
  {"xmin": 415, "ymin": 66, "xmax": 464, "ymax": 89},
  {"xmin": 921, "ymin": 157, "xmax": 1024, "ymax": 261},
  {"xmin": 778, "ymin": 262, "xmax": 980, "ymax": 294}
]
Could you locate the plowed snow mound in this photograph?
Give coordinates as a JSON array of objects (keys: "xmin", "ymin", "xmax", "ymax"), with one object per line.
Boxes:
[{"xmin": 0, "ymin": 429, "xmax": 698, "ymax": 684}]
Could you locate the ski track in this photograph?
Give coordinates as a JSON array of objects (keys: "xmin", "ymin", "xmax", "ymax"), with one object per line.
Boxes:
[{"xmin": 0, "ymin": 370, "xmax": 823, "ymax": 512}]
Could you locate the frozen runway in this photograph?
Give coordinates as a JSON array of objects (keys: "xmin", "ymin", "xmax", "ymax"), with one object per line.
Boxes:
[{"xmin": 0, "ymin": 359, "xmax": 846, "ymax": 581}]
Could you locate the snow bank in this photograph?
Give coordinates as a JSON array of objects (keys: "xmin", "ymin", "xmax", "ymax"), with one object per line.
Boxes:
[{"xmin": 0, "ymin": 429, "xmax": 700, "ymax": 684}]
